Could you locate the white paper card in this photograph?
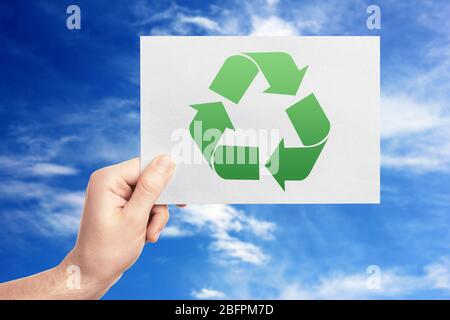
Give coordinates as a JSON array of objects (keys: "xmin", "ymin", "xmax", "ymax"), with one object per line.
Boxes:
[{"xmin": 141, "ymin": 36, "xmax": 379, "ymax": 204}]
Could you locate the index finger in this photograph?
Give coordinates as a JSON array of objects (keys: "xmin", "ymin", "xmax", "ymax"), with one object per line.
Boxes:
[{"xmin": 108, "ymin": 157, "xmax": 141, "ymax": 186}]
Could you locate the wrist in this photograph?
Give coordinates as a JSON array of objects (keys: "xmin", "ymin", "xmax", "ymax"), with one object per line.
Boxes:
[{"xmin": 58, "ymin": 250, "xmax": 119, "ymax": 299}]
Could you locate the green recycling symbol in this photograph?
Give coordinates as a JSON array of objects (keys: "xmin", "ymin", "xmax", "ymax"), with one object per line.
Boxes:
[{"xmin": 189, "ymin": 52, "xmax": 331, "ymax": 191}]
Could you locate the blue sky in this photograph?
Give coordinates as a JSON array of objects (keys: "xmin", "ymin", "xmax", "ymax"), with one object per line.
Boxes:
[{"xmin": 0, "ymin": 0, "xmax": 450, "ymax": 299}]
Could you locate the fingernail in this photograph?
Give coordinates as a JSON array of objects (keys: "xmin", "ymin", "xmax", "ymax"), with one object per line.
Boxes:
[
  {"xmin": 155, "ymin": 155, "xmax": 175, "ymax": 173},
  {"xmin": 152, "ymin": 231, "xmax": 161, "ymax": 242}
]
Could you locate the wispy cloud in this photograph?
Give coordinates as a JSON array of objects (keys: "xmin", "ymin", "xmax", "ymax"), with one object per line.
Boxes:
[
  {"xmin": 0, "ymin": 155, "xmax": 78, "ymax": 177},
  {"xmin": 196, "ymin": 256, "xmax": 450, "ymax": 299},
  {"xmin": 425, "ymin": 257, "xmax": 450, "ymax": 290},
  {"xmin": 3, "ymin": 97, "xmax": 139, "ymax": 169},
  {"xmin": 163, "ymin": 205, "xmax": 275, "ymax": 265},
  {"xmin": 178, "ymin": 15, "xmax": 222, "ymax": 33},
  {"xmin": 137, "ymin": 0, "xmax": 353, "ymax": 37},
  {"xmin": 0, "ymin": 157, "xmax": 78, "ymax": 177},
  {"xmin": 191, "ymin": 288, "xmax": 226, "ymax": 299},
  {"xmin": 27, "ymin": 163, "xmax": 78, "ymax": 176},
  {"xmin": 381, "ymin": 91, "xmax": 450, "ymax": 173},
  {"xmin": 0, "ymin": 181, "xmax": 84, "ymax": 237},
  {"xmin": 379, "ymin": 6, "xmax": 450, "ymax": 173},
  {"xmin": 281, "ymin": 257, "xmax": 450, "ymax": 299},
  {"xmin": 381, "ymin": 94, "xmax": 446, "ymax": 139},
  {"xmin": 249, "ymin": 15, "xmax": 297, "ymax": 36},
  {"xmin": 211, "ymin": 234, "xmax": 270, "ymax": 265}
]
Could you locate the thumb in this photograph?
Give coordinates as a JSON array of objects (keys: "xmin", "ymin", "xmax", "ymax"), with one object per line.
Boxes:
[{"xmin": 124, "ymin": 155, "xmax": 175, "ymax": 221}]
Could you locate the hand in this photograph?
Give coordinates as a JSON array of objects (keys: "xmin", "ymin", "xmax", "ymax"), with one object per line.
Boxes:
[
  {"xmin": 62, "ymin": 155, "xmax": 175, "ymax": 297},
  {"xmin": 0, "ymin": 155, "xmax": 177, "ymax": 299}
]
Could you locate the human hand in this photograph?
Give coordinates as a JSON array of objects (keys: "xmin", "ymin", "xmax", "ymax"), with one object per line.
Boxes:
[{"xmin": 61, "ymin": 155, "xmax": 176, "ymax": 297}]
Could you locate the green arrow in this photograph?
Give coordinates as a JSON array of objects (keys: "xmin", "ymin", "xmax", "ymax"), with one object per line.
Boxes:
[
  {"xmin": 209, "ymin": 52, "xmax": 306, "ymax": 103},
  {"xmin": 265, "ymin": 93, "xmax": 330, "ymax": 190},
  {"xmin": 189, "ymin": 102, "xmax": 234, "ymax": 165},
  {"xmin": 245, "ymin": 52, "xmax": 307, "ymax": 95},
  {"xmin": 209, "ymin": 55, "xmax": 259, "ymax": 104},
  {"xmin": 265, "ymin": 139, "xmax": 327, "ymax": 190},
  {"xmin": 213, "ymin": 145, "xmax": 260, "ymax": 180},
  {"xmin": 286, "ymin": 93, "xmax": 330, "ymax": 146}
]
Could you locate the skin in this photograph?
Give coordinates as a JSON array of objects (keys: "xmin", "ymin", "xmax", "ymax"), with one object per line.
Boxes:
[{"xmin": 0, "ymin": 155, "xmax": 180, "ymax": 299}]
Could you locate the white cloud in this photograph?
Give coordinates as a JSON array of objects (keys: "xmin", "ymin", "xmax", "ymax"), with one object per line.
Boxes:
[
  {"xmin": 5, "ymin": 97, "xmax": 139, "ymax": 167},
  {"xmin": 201, "ymin": 257, "xmax": 450, "ymax": 299},
  {"xmin": 28, "ymin": 163, "xmax": 78, "ymax": 176},
  {"xmin": 298, "ymin": 259, "xmax": 450, "ymax": 299},
  {"xmin": 211, "ymin": 234, "xmax": 270, "ymax": 265},
  {"xmin": 265, "ymin": 0, "xmax": 279, "ymax": 7},
  {"xmin": 380, "ymin": 29, "xmax": 450, "ymax": 173},
  {"xmin": 381, "ymin": 94, "xmax": 446, "ymax": 139},
  {"xmin": 162, "ymin": 225, "xmax": 193, "ymax": 237},
  {"xmin": 424, "ymin": 257, "xmax": 450, "ymax": 290},
  {"xmin": 0, "ymin": 156, "xmax": 79, "ymax": 178},
  {"xmin": 250, "ymin": 15, "xmax": 297, "ymax": 36},
  {"xmin": 166, "ymin": 205, "xmax": 276, "ymax": 238},
  {"xmin": 178, "ymin": 15, "xmax": 221, "ymax": 32},
  {"xmin": 191, "ymin": 288, "xmax": 226, "ymax": 299},
  {"xmin": 381, "ymin": 93, "xmax": 450, "ymax": 173},
  {"xmin": 0, "ymin": 182, "xmax": 84, "ymax": 237},
  {"xmin": 43, "ymin": 211, "xmax": 81, "ymax": 235},
  {"xmin": 0, "ymin": 181, "xmax": 53, "ymax": 198},
  {"xmin": 245, "ymin": 216, "xmax": 276, "ymax": 240},
  {"xmin": 164, "ymin": 205, "xmax": 275, "ymax": 265},
  {"xmin": 381, "ymin": 155, "xmax": 448, "ymax": 172},
  {"xmin": 137, "ymin": 0, "xmax": 343, "ymax": 37}
]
